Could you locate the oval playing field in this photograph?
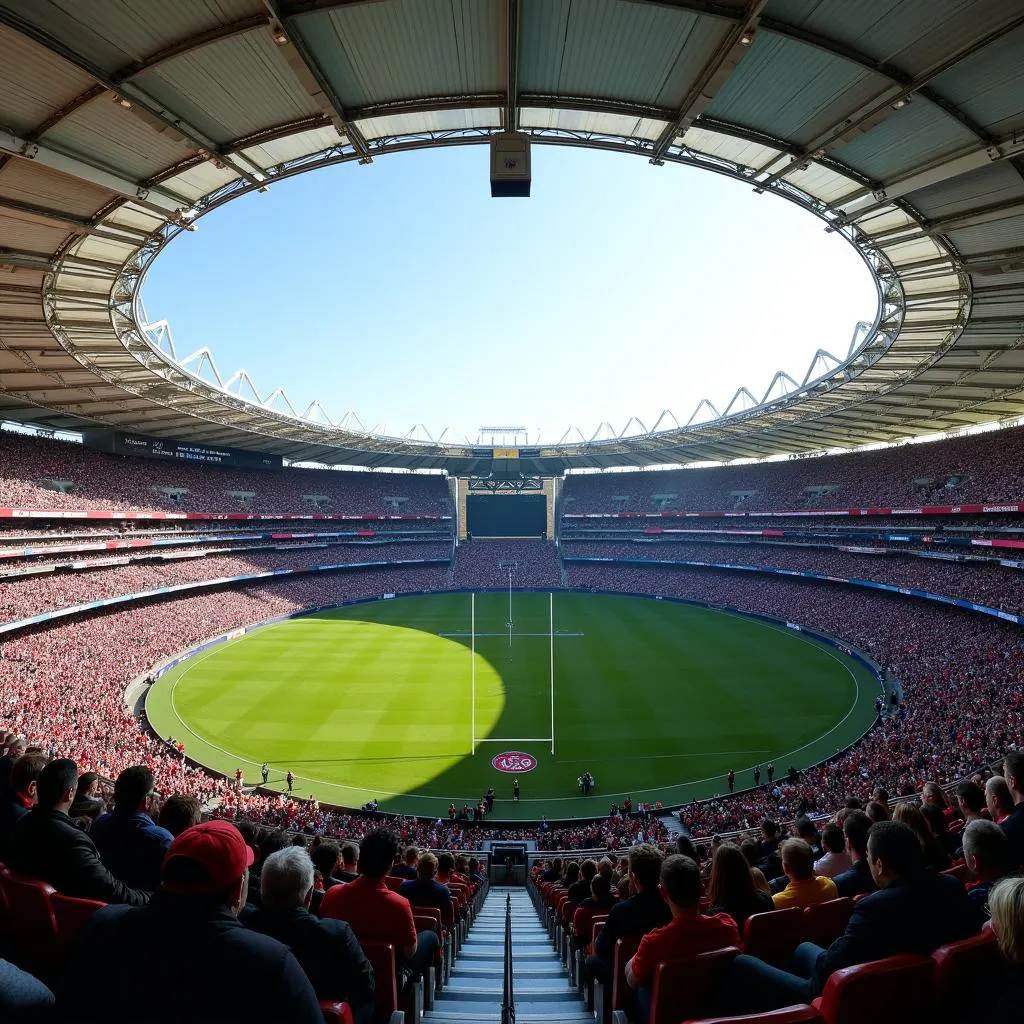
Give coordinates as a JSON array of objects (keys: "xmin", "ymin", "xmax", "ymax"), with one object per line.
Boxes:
[{"xmin": 146, "ymin": 592, "xmax": 881, "ymax": 819}]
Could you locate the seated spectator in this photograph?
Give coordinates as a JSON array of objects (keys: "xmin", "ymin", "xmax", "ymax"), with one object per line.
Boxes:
[
  {"xmin": 320, "ymin": 829, "xmax": 439, "ymax": 986},
  {"xmin": 246, "ymin": 847, "xmax": 375, "ymax": 1024},
  {"xmin": 0, "ymin": 959, "xmax": 55, "ymax": 1021},
  {"xmin": 740, "ymin": 839, "xmax": 772, "ymax": 894},
  {"xmin": 956, "ymin": 779, "xmax": 989, "ymax": 824},
  {"xmin": 705, "ymin": 842, "xmax": 773, "ymax": 930},
  {"xmin": 0, "ymin": 752, "xmax": 45, "ymax": 861},
  {"xmin": 772, "ymin": 839, "xmax": 838, "ymax": 909},
  {"xmin": 962, "ymin": 818, "xmax": 1012, "ymax": 917},
  {"xmin": 813, "ymin": 824, "xmax": 852, "ymax": 878},
  {"xmin": 922, "ymin": 782, "xmax": 954, "ymax": 819},
  {"xmin": 756, "ymin": 821, "xmax": 783, "ymax": 880},
  {"xmin": 865, "ymin": 800, "xmax": 889, "ymax": 822},
  {"xmin": 68, "ymin": 771, "xmax": 104, "ymax": 824},
  {"xmin": 1001, "ymin": 752, "xmax": 1024, "ymax": 869},
  {"xmin": 436, "ymin": 851, "xmax": 458, "ymax": 886},
  {"xmin": 793, "ymin": 817, "xmax": 822, "ymax": 859},
  {"xmin": 985, "ymin": 875, "xmax": 1024, "ymax": 1023},
  {"xmin": 987, "ymin": 775, "xmax": 1015, "ymax": 826},
  {"xmin": 398, "ymin": 852, "xmax": 452, "ymax": 911},
  {"xmin": 157, "ymin": 794, "xmax": 201, "ymax": 837},
  {"xmin": 91, "ymin": 766, "xmax": 174, "ymax": 891},
  {"xmin": 585, "ymin": 843, "xmax": 671, "ymax": 986},
  {"xmin": 311, "ymin": 840, "xmax": 344, "ymax": 890},
  {"xmin": 391, "ymin": 846, "xmax": 418, "ymax": 880},
  {"xmin": 336, "ymin": 842, "xmax": 359, "ymax": 882},
  {"xmin": 831, "ymin": 810, "xmax": 876, "ymax": 898},
  {"xmin": 718, "ymin": 821, "xmax": 982, "ymax": 1015},
  {"xmin": 626, "ymin": 855, "xmax": 740, "ymax": 1023},
  {"xmin": 0, "ymin": 735, "xmax": 26, "ymax": 796},
  {"xmin": 7, "ymin": 759, "xmax": 148, "ymax": 906},
  {"xmin": 467, "ymin": 857, "xmax": 486, "ymax": 884},
  {"xmin": 894, "ymin": 801, "xmax": 952, "ymax": 871},
  {"xmin": 570, "ymin": 859, "xmax": 597, "ymax": 904},
  {"xmin": 60, "ymin": 820, "xmax": 322, "ymax": 1023},
  {"xmin": 541, "ymin": 858, "xmax": 562, "ymax": 883}
]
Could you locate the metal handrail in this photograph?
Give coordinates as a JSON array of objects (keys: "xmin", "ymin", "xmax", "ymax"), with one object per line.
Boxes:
[{"xmin": 501, "ymin": 893, "xmax": 515, "ymax": 1024}]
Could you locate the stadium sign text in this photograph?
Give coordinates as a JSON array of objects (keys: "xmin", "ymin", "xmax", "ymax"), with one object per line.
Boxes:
[{"xmin": 491, "ymin": 751, "xmax": 537, "ymax": 773}]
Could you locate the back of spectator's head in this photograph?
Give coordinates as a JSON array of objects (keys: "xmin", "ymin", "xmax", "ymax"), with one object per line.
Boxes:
[
  {"xmin": 920, "ymin": 801, "xmax": 948, "ymax": 836},
  {"xmin": 437, "ymin": 852, "xmax": 455, "ymax": 875},
  {"xmin": 341, "ymin": 842, "xmax": 358, "ymax": 868},
  {"xmin": 291, "ymin": 833, "xmax": 307, "ymax": 849},
  {"xmin": 417, "ymin": 852, "xmax": 438, "ymax": 880},
  {"xmin": 261, "ymin": 847, "xmax": 314, "ymax": 909},
  {"xmin": 628, "ymin": 844, "xmax": 663, "ymax": 891},
  {"xmin": 956, "ymin": 780, "xmax": 986, "ymax": 815},
  {"xmin": 358, "ymin": 829, "xmax": 399, "ymax": 879},
  {"xmin": 258, "ymin": 829, "xmax": 287, "ymax": 864},
  {"xmin": 844, "ymin": 797, "xmax": 864, "ymax": 810},
  {"xmin": 591, "ymin": 873, "xmax": 611, "ymax": 900},
  {"xmin": 233, "ymin": 819, "xmax": 259, "ymax": 852},
  {"xmin": 37, "ymin": 758, "xmax": 78, "ymax": 810},
  {"xmin": 962, "ymin": 819, "xmax": 1010, "ymax": 880},
  {"xmin": 580, "ymin": 858, "xmax": 598, "ymax": 881},
  {"xmin": 762, "ymin": 820, "xmax": 780, "ymax": 840},
  {"xmin": 113, "ymin": 765, "xmax": 156, "ymax": 813},
  {"xmin": 867, "ymin": 821, "xmax": 923, "ymax": 884},
  {"xmin": 659, "ymin": 855, "xmax": 701, "ymax": 909},
  {"xmin": 989, "ymin": 876, "xmax": 1024, "ymax": 964},
  {"xmin": 843, "ymin": 810, "xmax": 872, "ymax": 859},
  {"xmin": 821, "ymin": 823, "xmax": 845, "ymax": 855},
  {"xmin": 404, "ymin": 846, "xmax": 419, "ymax": 865},
  {"xmin": 563, "ymin": 861, "xmax": 579, "ymax": 884},
  {"xmin": 74, "ymin": 771, "xmax": 100, "ymax": 799},
  {"xmin": 739, "ymin": 839, "xmax": 760, "ymax": 866},
  {"xmin": 794, "ymin": 817, "xmax": 817, "ymax": 842},
  {"xmin": 597, "ymin": 857, "xmax": 614, "ymax": 879},
  {"xmin": 9, "ymin": 753, "xmax": 47, "ymax": 803},
  {"xmin": 866, "ymin": 800, "xmax": 890, "ymax": 823},
  {"xmin": 781, "ymin": 838, "xmax": 815, "ymax": 880},
  {"xmin": 162, "ymin": 820, "xmax": 254, "ymax": 912},
  {"xmin": 871, "ymin": 787, "xmax": 889, "ymax": 805},
  {"xmin": 986, "ymin": 775, "xmax": 1014, "ymax": 819},
  {"xmin": 675, "ymin": 835, "xmax": 700, "ymax": 861},
  {"xmin": 311, "ymin": 840, "xmax": 340, "ymax": 880},
  {"xmin": 1004, "ymin": 751, "xmax": 1024, "ymax": 798},
  {"xmin": 158, "ymin": 794, "xmax": 201, "ymax": 837},
  {"xmin": 468, "ymin": 857, "xmax": 480, "ymax": 875}
]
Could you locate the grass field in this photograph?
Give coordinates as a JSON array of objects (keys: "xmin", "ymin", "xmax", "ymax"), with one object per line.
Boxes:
[{"xmin": 146, "ymin": 592, "xmax": 880, "ymax": 819}]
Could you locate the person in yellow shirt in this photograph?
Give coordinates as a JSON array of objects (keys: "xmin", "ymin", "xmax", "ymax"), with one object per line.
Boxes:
[{"xmin": 772, "ymin": 839, "xmax": 839, "ymax": 909}]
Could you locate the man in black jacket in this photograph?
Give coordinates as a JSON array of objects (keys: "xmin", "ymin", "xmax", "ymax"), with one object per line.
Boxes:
[
  {"xmin": 0, "ymin": 752, "xmax": 46, "ymax": 863},
  {"xmin": 7, "ymin": 759, "xmax": 148, "ymax": 906},
  {"xmin": 831, "ymin": 810, "xmax": 877, "ymax": 898},
  {"xmin": 247, "ymin": 846, "xmax": 375, "ymax": 1024},
  {"xmin": 60, "ymin": 819, "xmax": 322, "ymax": 1024},
  {"xmin": 585, "ymin": 843, "xmax": 670, "ymax": 986},
  {"xmin": 718, "ymin": 820, "xmax": 982, "ymax": 1015},
  {"xmin": 1001, "ymin": 750, "xmax": 1024, "ymax": 869}
]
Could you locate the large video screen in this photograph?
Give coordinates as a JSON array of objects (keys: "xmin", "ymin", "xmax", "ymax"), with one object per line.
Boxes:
[
  {"xmin": 467, "ymin": 494, "xmax": 546, "ymax": 537},
  {"xmin": 83, "ymin": 429, "xmax": 281, "ymax": 470}
]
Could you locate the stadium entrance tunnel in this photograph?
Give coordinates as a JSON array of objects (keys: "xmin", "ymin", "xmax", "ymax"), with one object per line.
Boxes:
[{"xmin": 145, "ymin": 591, "xmax": 882, "ymax": 820}]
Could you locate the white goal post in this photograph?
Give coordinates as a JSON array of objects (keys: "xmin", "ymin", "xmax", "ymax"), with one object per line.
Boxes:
[{"xmin": 471, "ymin": 590, "xmax": 555, "ymax": 756}]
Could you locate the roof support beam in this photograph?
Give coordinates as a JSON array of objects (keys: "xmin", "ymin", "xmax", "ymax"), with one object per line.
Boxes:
[
  {"xmin": 871, "ymin": 197, "xmax": 1024, "ymax": 246},
  {"xmin": 753, "ymin": 11, "xmax": 1024, "ymax": 189},
  {"xmin": 0, "ymin": 196, "xmax": 150, "ymax": 243},
  {"xmin": 264, "ymin": 0, "xmax": 372, "ymax": 161},
  {"xmin": 504, "ymin": 0, "xmax": 521, "ymax": 132},
  {"xmin": 650, "ymin": 0, "xmax": 765, "ymax": 162}
]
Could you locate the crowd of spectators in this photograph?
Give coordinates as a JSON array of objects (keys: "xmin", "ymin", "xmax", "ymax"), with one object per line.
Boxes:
[
  {"xmin": 561, "ymin": 424, "xmax": 1024, "ymax": 513},
  {"xmin": 0, "ymin": 432, "xmax": 453, "ymax": 515},
  {"xmin": 452, "ymin": 538, "xmax": 562, "ymax": 588}
]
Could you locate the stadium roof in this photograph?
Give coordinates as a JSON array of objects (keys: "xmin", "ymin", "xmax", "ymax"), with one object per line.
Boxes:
[{"xmin": 0, "ymin": 0, "xmax": 1023, "ymax": 474}]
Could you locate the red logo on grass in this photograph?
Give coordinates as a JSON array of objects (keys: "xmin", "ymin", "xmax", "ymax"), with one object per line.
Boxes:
[{"xmin": 491, "ymin": 751, "xmax": 537, "ymax": 773}]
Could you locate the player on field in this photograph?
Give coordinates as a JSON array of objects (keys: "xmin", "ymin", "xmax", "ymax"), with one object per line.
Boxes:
[
  {"xmin": 261, "ymin": 763, "xmax": 269, "ymax": 785},
  {"xmin": 513, "ymin": 779, "xmax": 520, "ymax": 802}
]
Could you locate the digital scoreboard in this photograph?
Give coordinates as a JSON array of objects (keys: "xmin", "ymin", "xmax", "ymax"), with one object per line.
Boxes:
[{"xmin": 83, "ymin": 430, "xmax": 282, "ymax": 470}]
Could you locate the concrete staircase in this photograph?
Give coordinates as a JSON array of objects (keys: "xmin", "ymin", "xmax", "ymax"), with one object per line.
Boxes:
[{"xmin": 426, "ymin": 886, "xmax": 591, "ymax": 1024}]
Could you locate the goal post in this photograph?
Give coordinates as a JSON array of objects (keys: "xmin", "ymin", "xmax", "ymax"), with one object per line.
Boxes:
[
  {"xmin": 470, "ymin": 590, "xmax": 476, "ymax": 755},
  {"xmin": 549, "ymin": 590, "xmax": 555, "ymax": 756}
]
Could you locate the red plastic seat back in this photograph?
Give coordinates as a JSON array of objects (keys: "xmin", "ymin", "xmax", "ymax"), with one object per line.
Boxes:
[
  {"xmin": 411, "ymin": 905, "xmax": 442, "ymax": 938},
  {"xmin": 931, "ymin": 932, "xmax": 1001, "ymax": 1020},
  {"xmin": 801, "ymin": 898, "xmax": 853, "ymax": 948},
  {"xmin": 814, "ymin": 954, "xmax": 935, "ymax": 1024},
  {"xmin": 358, "ymin": 940, "xmax": 399, "ymax": 1024},
  {"xmin": 743, "ymin": 908, "xmax": 804, "ymax": 968},
  {"xmin": 384, "ymin": 877, "xmax": 404, "ymax": 893},
  {"xmin": 0, "ymin": 868, "xmax": 57, "ymax": 971},
  {"xmin": 319, "ymin": 1001, "xmax": 354, "ymax": 1024},
  {"xmin": 685, "ymin": 1005, "xmax": 825, "ymax": 1023},
  {"xmin": 648, "ymin": 946, "xmax": 740, "ymax": 1024},
  {"xmin": 610, "ymin": 935, "xmax": 643, "ymax": 1014},
  {"xmin": 50, "ymin": 892, "xmax": 105, "ymax": 952}
]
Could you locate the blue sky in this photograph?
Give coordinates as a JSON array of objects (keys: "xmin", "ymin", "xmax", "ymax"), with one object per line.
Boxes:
[{"xmin": 143, "ymin": 144, "xmax": 877, "ymax": 445}]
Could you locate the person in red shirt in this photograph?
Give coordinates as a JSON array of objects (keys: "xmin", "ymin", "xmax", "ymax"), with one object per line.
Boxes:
[
  {"xmin": 626, "ymin": 854, "xmax": 740, "ymax": 1024},
  {"xmin": 321, "ymin": 828, "xmax": 438, "ymax": 985}
]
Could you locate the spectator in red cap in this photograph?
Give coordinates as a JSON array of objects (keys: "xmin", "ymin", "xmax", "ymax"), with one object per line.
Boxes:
[{"xmin": 59, "ymin": 820, "xmax": 322, "ymax": 1024}]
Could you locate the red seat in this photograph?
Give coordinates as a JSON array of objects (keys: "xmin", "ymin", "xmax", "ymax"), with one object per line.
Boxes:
[
  {"xmin": 384, "ymin": 877, "xmax": 404, "ymax": 893},
  {"xmin": 319, "ymin": 1001, "xmax": 354, "ymax": 1024},
  {"xmin": 685, "ymin": 1006, "xmax": 825, "ymax": 1023},
  {"xmin": 743, "ymin": 909, "xmax": 804, "ymax": 968},
  {"xmin": 50, "ymin": 893, "xmax": 105, "ymax": 960},
  {"xmin": 811, "ymin": 954, "xmax": 935, "ymax": 1024},
  {"xmin": 0, "ymin": 869, "xmax": 57, "ymax": 977},
  {"xmin": 607, "ymin": 935, "xmax": 642, "ymax": 1024},
  {"xmin": 801, "ymin": 898, "xmax": 853, "ymax": 949},
  {"xmin": 932, "ymin": 932, "xmax": 1001, "ymax": 1022},
  {"xmin": 357, "ymin": 940, "xmax": 401, "ymax": 1024},
  {"xmin": 646, "ymin": 947, "xmax": 740, "ymax": 1024}
]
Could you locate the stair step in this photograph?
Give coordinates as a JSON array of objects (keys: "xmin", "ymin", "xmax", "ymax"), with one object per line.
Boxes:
[
  {"xmin": 433, "ymin": 985, "xmax": 579, "ymax": 1002},
  {"xmin": 455, "ymin": 964, "xmax": 566, "ymax": 978}
]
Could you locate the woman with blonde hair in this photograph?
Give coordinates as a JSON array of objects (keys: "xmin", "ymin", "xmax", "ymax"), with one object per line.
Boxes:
[
  {"xmin": 985, "ymin": 875, "xmax": 1024, "ymax": 1022},
  {"xmin": 892, "ymin": 801, "xmax": 951, "ymax": 871}
]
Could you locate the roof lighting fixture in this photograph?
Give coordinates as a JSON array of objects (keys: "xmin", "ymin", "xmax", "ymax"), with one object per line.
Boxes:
[
  {"xmin": 272, "ymin": 27, "xmax": 288, "ymax": 45},
  {"xmin": 114, "ymin": 95, "xmax": 132, "ymax": 109},
  {"xmin": 739, "ymin": 31, "xmax": 754, "ymax": 46},
  {"xmin": 892, "ymin": 97, "xmax": 909, "ymax": 110}
]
